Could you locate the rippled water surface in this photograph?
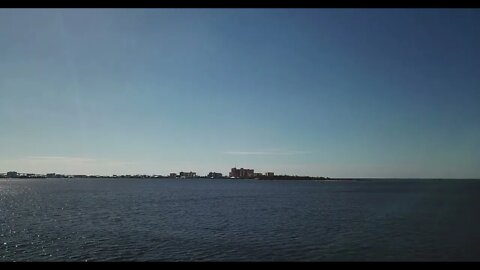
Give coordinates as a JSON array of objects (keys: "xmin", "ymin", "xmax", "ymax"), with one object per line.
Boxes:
[{"xmin": 1, "ymin": 178, "xmax": 480, "ymax": 261}]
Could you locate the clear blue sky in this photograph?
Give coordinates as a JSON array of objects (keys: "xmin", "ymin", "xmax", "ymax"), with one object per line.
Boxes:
[{"xmin": 1, "ymin": 9, "xmax": 479, "ymax": 178}]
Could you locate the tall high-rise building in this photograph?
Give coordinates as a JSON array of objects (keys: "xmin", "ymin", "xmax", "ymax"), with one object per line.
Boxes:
[{"xmin": 229, "ymin": 167, "xmax": 254, "ymax": 178}]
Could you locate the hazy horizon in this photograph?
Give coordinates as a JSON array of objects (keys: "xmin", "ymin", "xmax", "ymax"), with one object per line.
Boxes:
[{"xmin": 1, "ymin": 9, "xmax": 480, "ymax": 178}]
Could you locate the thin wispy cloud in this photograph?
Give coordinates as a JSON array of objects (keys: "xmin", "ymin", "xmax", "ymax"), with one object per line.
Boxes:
[
  {"xmin": 224, "ymin": 151, "xmax": 309, "ymax": 156},
  {"xmin": 0, "ymin": 156, "xmax": 140, "ymax": 175},
  {"xmin": 26, "ymin": 156, "xmax": 96, "ymax": 162},
  {"xmin": 24, "ymin": 156, "xmax": 135, "ymax": 166}
]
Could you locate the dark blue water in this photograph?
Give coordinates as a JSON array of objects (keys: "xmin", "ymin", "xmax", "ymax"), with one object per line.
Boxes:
[{"xmin": 1, "ymin": 178, "xmax": 480, "ymax": 261}]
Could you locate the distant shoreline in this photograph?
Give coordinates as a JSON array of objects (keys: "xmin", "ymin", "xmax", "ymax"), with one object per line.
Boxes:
[{"xmin": 1, "ymin": 177, "xmax": 479, "ymax": 181}]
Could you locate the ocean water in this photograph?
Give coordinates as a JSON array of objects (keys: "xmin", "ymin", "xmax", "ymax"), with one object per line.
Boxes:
[{"xmin": 1, "ymin": 178, "xmax": 480, "ymax": 261}]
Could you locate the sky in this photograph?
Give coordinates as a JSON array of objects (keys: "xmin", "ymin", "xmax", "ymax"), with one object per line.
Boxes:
[{"xmin": 0, "ymin": 9, "xmax": 479, "ymax": 178}]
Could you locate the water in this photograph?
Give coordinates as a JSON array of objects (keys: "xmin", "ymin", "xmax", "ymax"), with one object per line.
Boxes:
[{"xmin": 1, "ymin": 178, "xmax": 480, "ymax": 261}]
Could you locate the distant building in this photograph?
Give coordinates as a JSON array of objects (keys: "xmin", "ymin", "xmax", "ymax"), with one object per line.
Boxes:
[
  {"xmin": 229, "ymin": 167, "xmax": 254, "ymax": 178},
  {"xmin": 265, "ymin": 172, "xmax": 274, "ymax": 177},
  {"xmin": 179, "ymin": 171, "xmax": 196, "ymax": 178},
  {"xmin": 254, "ymin": 173, "xmax": 263, "ymax": 177},
  {"xmin": 7, "ymin": 171, "xmax": 18, "ymax": 178},
  {"xmin": 45, "ymin": 173, "xmax": 66, "ymax": 178},
  {"xmin": 169, "ymin": 173, "xmax": 177, "ymax": 178},
  {"xmin": 229, "ymin": 168, "xmax": 238, "ymax": 178},
  {"xmin": 207, "ymin": 172, "xmax": 223, "ymax": 178}
]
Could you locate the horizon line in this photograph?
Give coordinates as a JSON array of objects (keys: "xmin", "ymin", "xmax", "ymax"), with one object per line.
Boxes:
[{"xmin": 1, "ymin": 171, "xmax": 480, "ymax": 180}]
